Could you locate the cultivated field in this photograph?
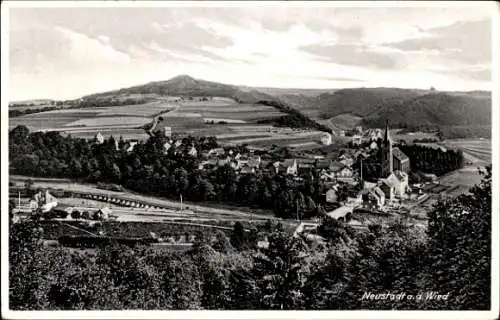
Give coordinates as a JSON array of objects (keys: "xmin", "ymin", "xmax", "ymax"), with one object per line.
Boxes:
[
  {"xmin": 441, "ymin": 138, "xmax": 492, "ymax": 164},
  {"xmin": 436, "ymin": 138, "xmax": 491, "ymax": 197},
  {"xmin": 9, "ymin": 101, "xmax": 175, "ymax": 140},
  {"xmin": 9, "ymin": 96, "xmax": 331, "ymax": 149}
]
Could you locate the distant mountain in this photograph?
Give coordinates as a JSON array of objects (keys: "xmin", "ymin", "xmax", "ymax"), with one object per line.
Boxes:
[{"xmin": 84, "ymin": 75, "xmax": 274, "ymax": 104}]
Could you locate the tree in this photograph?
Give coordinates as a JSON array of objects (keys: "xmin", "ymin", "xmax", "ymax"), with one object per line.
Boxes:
[
  {"xmin": 111, "ymin": 163, "xmax": 122, "ymax": 181},
  {"xmin": 425, "ymin": 166, "xmax": 491, "ymax": 309},
  {"xmin": 317, "ymin": 216, "xmax": 354, "ymax": 243},
  {"xmin": 212, "ymin": 231, "xmax": 232, "ymax": 253},
  {"xmin": 251, "ymin": 229, "xmax": 308, "ymax": 309},
  {"xmin": 10, "ymin": 125, "xmax": 30, "ymax": 145},
  {"xmin": 230, "ymin": 222, "xmax": 247, "ymax": 251}
]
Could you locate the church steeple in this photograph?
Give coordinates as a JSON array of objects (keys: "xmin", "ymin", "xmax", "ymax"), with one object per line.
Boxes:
[
  {"xmin": 380, "ymin": 119, "xmax": 393, "ymax": 178},
  {"xmin": 384, "ymin": 119, "xmax": 391, "ymax": 144}
]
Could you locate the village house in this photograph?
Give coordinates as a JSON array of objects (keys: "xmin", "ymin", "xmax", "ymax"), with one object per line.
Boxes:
[
  {"xmin": 240, "ymin": 165, "xmax": 256, "ymax": 174},
  {"xmin": 95, "ymin": 207, "xmax": 112, "ymax": 220},
  {"xmin": 365, "ymin": 128, "xmax": 382, "ymax": 141},
  {"xmin": 351, "ymin": 134, "xmax": 363, "ymax": 146},
  {"xmin": 163, "ymin": 141, "xmax": 172, "ymax": 154},
  {"xmin": 361, "ymin": 186, "xmax": 385, "ymax": 210},
  {"xmin": 125, "ymin": 141, "xmax": 138, "ymax": 153},
  {"xmin": 297, "ymin": 159, "xmax": 315, "ymax": 175},
  {"xmin": 320, "ymin": 133, "xmax": 333, "ymax": 146},
  {"xmin": 187, "ymin": 145, "xmax": 198, "ymax": 157},
  {"xmin": 340, "ymin": 157, "xmax": 354, "ymax": 168},
  {"xmin": 198, "ymin": 159, "xmax": 217, "ymax": 170},
  {"xmin": 49, "ymin": 203, "xmax": 74, "ymax": 219},
  {"xmin": 315, "ymin": 159, "xmax": 331, "ymax": 172},
  {"xmin": 174, "ymin": 140, "xmax": 183, "ymax": 148},
  {"xmin": 326, "ymin": 186, "xmax": 339, "ymax": 203},
  {"xmin": 335, "ymin": 166, "xmax": 354, "ymax": 180},
  {"xmin": 95, "ymin": 132, "xmax": 104, "ymax": 144},
  {"xmin": 217, "ymin": 156, "xmax": 232, "ymax": 167},
  {"xmin": 208, "ymin": 147, "xmax": 225, "ymax": 157},
  {"xmin": 272, "ymin": 161, "xmax": 281, "ymax": 174},
  {"xmin": 380, "ymin": 171, "xmax": 409, "ymax": 200},
  {"xmin": 248, "ymin": 155, "xmax": 261, "ymax": 168},
  {"xmin": 280, "ymin": 159, "xmax": 298, "ymax": 175},
  {"xmin": 147, "ymin": 116, "xmax": 172, "ymax": 137},
  {"xmin": 33, "ymin": 190, "xmax": 58, "ymax": 213}
]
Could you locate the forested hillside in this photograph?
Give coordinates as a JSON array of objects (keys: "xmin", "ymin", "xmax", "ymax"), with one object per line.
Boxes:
[
  {"xmin": 307, "ymin": 88, "xmax": 491, "ymax": 130},
  {"xmin": 362, "ymin": 92, "xmax": 491, "ymax": 128}
]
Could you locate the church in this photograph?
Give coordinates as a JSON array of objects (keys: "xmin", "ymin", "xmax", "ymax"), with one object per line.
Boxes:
[
  {"xmin": 378, "ymin": 120, "xmax": 410, "ymax": 201},
  {"xmin": 361, "ymin": 121, "xmax": 411, "ymax": 209}
]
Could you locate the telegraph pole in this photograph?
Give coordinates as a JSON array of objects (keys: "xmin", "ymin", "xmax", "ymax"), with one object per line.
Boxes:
[
  {"xmin": 296, "ymin": 198, "xmax": 299, "ymax": 222},
  {"xmin": 180, "ymin": 194, "xmax": 183, "ymax": 213},
  {"xmin": 360, "ymin": 158, "xmax": 363, "ymax": 182}
]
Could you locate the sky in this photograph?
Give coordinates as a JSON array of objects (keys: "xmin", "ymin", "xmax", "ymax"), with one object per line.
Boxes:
[{"xmin": 7, "ymin": 3, "xmax": 494, "ymax": 101}]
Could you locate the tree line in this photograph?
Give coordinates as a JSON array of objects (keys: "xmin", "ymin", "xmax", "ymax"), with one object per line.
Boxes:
[
  {"xmin": 257, "ymin": 100, "xmax": 333, "ymax": 133},
  {"xmin": 9, "ymin": 166, "xmax": 492, "ymax": 310},
  {"xmin": 353, "ymin": 142, "xmax": 464, "ymax": 181},
  {"xmin": 9, "ymin": 106, "xmax": 59, "ymax": 118}
]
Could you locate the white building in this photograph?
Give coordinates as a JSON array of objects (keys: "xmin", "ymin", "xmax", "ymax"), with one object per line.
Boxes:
[
  {"xmin": 95, "ymin": 132, "xmax": 104, "ymax": 144},
  {"xmin": 188, "ymin": 146, "xmax": 198, "ymax": 157},
  {"xmin": 352, "ymin": 134, "xmax": 363, "ymax": 146},
  {"xmin": 320, "ymin": 133, "xmax": 333, "ymax": 146}
]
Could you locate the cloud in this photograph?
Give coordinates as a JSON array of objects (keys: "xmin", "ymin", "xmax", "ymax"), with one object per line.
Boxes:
[
  {"xmin": 427, "ymin": 65, "xmax": 491, "ymax": 82},
  {"xmin": 7, "ymin": 6, "xmax": 493, "ymax": 100},
  {"xmin": 385, "ymin": 19, "xmax": 491, "ymax": 65},
  {"xmin": 301, "ymin": 43, "xmax": 407, "ymax": 70},
  {"xmin": 282, "ymin": 74, "xmax": 366, "ymax": 83},
  {"xmin": 54, "ymin": 26, "xmax": 131, "ymax": 66}
]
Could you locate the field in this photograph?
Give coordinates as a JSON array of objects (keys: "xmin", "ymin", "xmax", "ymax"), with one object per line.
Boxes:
[
  {"xmin": 8, "ymin": 101, "xmax": 175, "ymax": 140},
  {"xmin": 441, "ymin": 138, "xmax": 492, "ymax": 164},
  {"xmin": 9, "ymin": 96, "xmax": 332, "ymax": 149},
  {"xmin": 318, "ymin": 113, "xmax": 363, "ymax": 131},
  {"xmin": 436, "ymin": 138, "xmax": 492, "ymax": 197}
]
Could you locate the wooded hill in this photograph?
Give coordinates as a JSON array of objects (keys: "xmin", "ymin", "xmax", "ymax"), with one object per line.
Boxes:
[{"xmin": 317, "ymin": 88, "xmax": 491, "ymax": 129}]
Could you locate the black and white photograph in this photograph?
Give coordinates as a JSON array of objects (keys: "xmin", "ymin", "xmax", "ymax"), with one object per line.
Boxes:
[{"xmin": 2, "ymin": 1, "xmax": 498, "ymax": 319}]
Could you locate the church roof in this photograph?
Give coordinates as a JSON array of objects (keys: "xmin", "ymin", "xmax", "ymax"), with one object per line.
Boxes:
[
  {"xmin": 393, "ymin": 147, "xmax": 409, "ymax": 161},
  {"xmin": 373, "ymin": 187, "xmax": 385, "ymax": 198},
  {"xmin": 282, "ymin": 159, "xmax": 296, "ymax": 167}
]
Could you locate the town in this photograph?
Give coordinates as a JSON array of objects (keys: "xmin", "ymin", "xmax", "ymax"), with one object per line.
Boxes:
[{"xmin": 10, "ymin": 115, "xmax": 463, "ymax": 250}]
